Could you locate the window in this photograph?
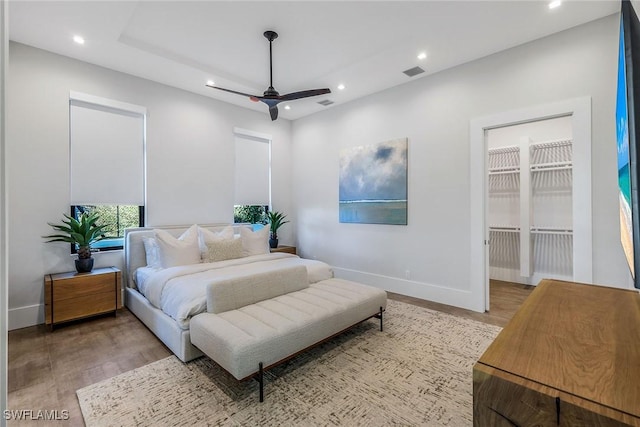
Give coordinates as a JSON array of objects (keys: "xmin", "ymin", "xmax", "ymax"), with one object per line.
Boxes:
[
  {"xmin": 69, "ymin": 92, "xmax": 146, "ymax": 251},
  {"xmin": 233, "ymin": 205, "xmax": 268, "ymax": 225},
  {"xmin": 70, "ymin": 205, "xmax": 144, "ymax": 252},
  {"xmin": 233, "ymin": 128, "xmax": 271, "ymax": 224}
]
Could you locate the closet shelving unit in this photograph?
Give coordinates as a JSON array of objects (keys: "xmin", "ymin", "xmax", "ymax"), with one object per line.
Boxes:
[
  {"xmin": 529, "ymin": 139, "xmax": 573, "ymax": 280},
  {"xmin": 488, "ymin": 146, "xmax": 521, "ymax": 280},
  {"xmin": 488, "ymin": 138, "xmax": 574, "ymax": 284}
]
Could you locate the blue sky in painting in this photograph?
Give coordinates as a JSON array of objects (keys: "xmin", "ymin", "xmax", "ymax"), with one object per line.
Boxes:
[{"xmin": 339, "ymin": 138, "xmax": 408, "ymax": 201}]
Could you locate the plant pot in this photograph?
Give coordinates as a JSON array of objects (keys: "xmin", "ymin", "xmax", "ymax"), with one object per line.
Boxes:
[
  {"xmin": 269, "ymin": 238, "xmax": 278, "ymax": 249},
  {"xmin": 75, "ymin": 258, "xmax": 94, "ymax": 273}
]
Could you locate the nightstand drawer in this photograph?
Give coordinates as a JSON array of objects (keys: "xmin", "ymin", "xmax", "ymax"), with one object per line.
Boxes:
[
  {"xmin": 53, "ymin": 292, "xmax": 116, "ymax": 323},
  {"xmin": 53, "ymin": 273, "xmax": 115, "ymax": 301}
]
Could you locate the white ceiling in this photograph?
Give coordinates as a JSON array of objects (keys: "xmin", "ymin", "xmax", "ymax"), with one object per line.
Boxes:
[{"xmin": 9, "ymin": 1, "xmax": 619, "ymax": 121}]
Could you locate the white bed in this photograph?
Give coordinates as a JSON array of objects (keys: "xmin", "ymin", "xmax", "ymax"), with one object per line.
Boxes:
[{"xmin": 124, "ymin": 224, "xmax": 334, "ymax": 362}]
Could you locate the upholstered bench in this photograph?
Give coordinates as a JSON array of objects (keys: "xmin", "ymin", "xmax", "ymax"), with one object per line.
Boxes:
[{"xmin": 190, "ymin": 265, "xmax": 387, "ymax": 401}]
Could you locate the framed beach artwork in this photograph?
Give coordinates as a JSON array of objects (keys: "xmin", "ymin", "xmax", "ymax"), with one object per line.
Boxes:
[{"xmin": 339, "ymin": 138, "xmax": 408, "ymax": 225}]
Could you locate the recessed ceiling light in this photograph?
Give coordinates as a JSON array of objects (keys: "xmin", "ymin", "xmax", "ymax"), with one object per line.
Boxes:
[
  {"xmin": 73, "ymin": 35, "xmax": 85, "ymax": 45},
  {"xmin": 337, "ymin": 84, "xmax": 345, "ymax": 91},
  {"xmin": 417, "ymin": 52, "xmax": 427, "ymax": 60},
  {"xmin": 548, "ymin": 0, "xmax": 561, "ymax": 9},
  {"xmin": 284, "ymin": 105, "xmax": 291, "ymax": 110},
  {"xmin": 206, "ymin": 80, "xmax": 215, "ymax": 87}
]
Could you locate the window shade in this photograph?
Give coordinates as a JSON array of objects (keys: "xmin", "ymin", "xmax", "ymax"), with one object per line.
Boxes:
[
  {"xmin": 70, "ymin": 100, "xmax": 145, "ymax": 206},
  {"xmin": 234, "ymin": 134, "xmax": 270, "ymax": 206}
]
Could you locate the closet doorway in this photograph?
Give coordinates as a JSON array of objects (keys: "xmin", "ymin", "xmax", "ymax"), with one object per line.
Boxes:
[
  {"xmin": 469, "ymin": 97, "xmax": 592, "ymax": 312},
  {"xmin": 487, "ymin": 116, "xmax": 573, "ymax": 287}
]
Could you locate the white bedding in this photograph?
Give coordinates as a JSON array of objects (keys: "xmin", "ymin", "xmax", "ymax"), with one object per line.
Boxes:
[{"xmin": 135, "ymin": 252, "xmax": 333, "ymax": 329}]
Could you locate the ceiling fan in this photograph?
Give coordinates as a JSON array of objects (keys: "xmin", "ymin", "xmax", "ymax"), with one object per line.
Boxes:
[{"xmin": 206, "ymin": 30, "xmax": 331, "ymax": 121}]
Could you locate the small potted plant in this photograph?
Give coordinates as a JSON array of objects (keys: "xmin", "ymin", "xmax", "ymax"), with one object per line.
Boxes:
[
  {"xmin": 43, "ymin": 211, "xmax": 109, "ymax": 273},
  {"xmin": 267, "ymin": 211, "xmax": 289, "ymax": 249}
]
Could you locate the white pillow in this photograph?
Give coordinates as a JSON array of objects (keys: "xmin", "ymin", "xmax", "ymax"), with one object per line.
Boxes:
[
  {"xmin": 204, "ymin": 237, "xmax": 244, "ymax": 262},
  {"xmin": 198, "ymin": 226, "xmax": 234, "ymax": 259},
  {"xmin": 154, "ymin": 225, "xmax": 201, "ymax": 268},
  {"xmin": 142, "ymin": 237, "xmax": 161, "ymax": 269},
  {"xmin": 240, "ymin": 226, "xmax": 270, "ymax": 257}
]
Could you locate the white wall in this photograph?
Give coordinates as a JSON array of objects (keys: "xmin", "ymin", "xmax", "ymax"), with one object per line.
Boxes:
[
  {"xmin": 7, "ymin": 42, "xmax": 293, "ymax": 329},
  {"xmin": 292, "ymin": 14, "xmax": 629, "ymax": 310}
]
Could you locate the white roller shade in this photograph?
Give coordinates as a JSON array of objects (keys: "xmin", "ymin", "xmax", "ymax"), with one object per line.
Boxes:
[
  {"xmin": 234, "ymin": 134, "xmax": 270, "ymax": 206},
  {"xmin": 70, "ymin": 98, "xmax": 145, "ymax": 205}
]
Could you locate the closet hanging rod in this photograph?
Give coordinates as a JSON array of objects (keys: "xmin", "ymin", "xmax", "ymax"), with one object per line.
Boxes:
[
  {"xmin": 530, "ymin": 227, "xmax": 573, "ymax": 235},
  {"xmin": 489, "ymin": 226, "xmax": 521, "ymax": 232},
  {"xmin": 488, "ymin": 146, "xmax": 519, "ymax": 154},
  {"xmin": 530, "ymin": 164, "xmax": 572, "ymax": 172},
  {"xmin": 489, "ymin": 169, "xmax": 520, "ymax": 175}
]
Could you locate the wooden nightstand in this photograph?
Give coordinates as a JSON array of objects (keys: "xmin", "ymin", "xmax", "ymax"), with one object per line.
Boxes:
[
  {"xmin": 270, "ymin": 245, "xmax": 297, "ymax": 255},
  {"xmin": 44, "ymin": 266, "xmax": 121, "ymax": 330}
]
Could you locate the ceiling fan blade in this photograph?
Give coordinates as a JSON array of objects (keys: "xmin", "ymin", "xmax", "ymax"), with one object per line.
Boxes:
[
  {"xmin": 269, "ymin": 105, "xmax": 279, "ymax": 121},
  {"xmin": 206, "ymin": 84, "xmax": 260, "ymax": 102},
  {"xmin": 280, "ymin": 88, "xmax": 331, "ymax": 101}
]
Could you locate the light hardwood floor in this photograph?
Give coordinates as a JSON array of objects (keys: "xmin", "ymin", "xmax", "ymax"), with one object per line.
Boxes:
[{"xmin": 7, "ymin": 279, "xmax": 533, "ymax": 426}]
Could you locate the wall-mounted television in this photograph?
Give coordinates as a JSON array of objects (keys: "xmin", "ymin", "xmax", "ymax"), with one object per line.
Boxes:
[{"xmin": 618, "ymin": 0, "xmax": 640, "ymax": 289}]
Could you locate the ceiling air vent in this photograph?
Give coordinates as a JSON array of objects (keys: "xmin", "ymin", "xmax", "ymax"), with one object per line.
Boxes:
[
  {"xmin": 317, "ymin": 99, "xmax": 335, "ymax": 106},
  {"xmin": 403, "ymin": 66, "xmax": 425, "ymax": 77}
]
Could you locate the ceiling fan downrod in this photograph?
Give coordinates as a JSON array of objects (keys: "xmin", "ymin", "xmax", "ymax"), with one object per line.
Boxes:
[{"xmin": 264, "ymin": 30, "xmax": 279, "ymax": 97}]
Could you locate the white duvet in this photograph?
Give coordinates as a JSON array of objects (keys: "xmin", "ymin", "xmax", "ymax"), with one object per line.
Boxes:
[{"xmin": 135, "ymin": 253, "xmax": 333, "ymax": 329}]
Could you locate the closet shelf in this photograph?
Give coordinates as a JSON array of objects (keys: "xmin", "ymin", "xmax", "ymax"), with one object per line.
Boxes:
[
  {"xmin": 530, "ymin": 161, "xmax": 572, "ymax": 172},
  {"xmin": 489, "ymin": 226, "xmax": 521, "ymax": 232},
  {"xmin": 530, "ymin": 139, "xmax": 572, "ymax": 149},
  {"xmin": 530, "ymin": 226, "xmax": 573, "ymax": 235},
  {"xmin": 489, "ymin": 168, "xmax": 520, "ymax": 175},
  {"xmin": 488, "ymin": 146, "xmax": 520, "ymax": 154}
]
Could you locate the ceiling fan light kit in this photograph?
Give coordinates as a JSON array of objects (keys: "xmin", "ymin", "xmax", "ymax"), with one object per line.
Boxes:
[{"xmin": 206, "ymin": 30, "xmax": 331, "ymax": 121}]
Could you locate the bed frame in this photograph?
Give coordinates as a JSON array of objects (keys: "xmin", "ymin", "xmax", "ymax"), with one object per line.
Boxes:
[{"xmin": 124, "ymin": 224, "xmax": 251, "ymax": 362}]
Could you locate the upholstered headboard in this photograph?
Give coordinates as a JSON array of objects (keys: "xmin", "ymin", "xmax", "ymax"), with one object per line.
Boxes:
[{"xmin": 124, "ymin": 224, "xmax": 251, "ymax": 289}]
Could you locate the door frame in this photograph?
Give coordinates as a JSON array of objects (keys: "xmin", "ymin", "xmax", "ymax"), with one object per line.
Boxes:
[{"xmin": 469, "ymin": 97, "xmax": 593, "ymax": 311}]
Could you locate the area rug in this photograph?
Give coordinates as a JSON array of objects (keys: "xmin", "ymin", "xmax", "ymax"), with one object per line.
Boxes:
[{"xmin": 77, "ymin": 300, "xmax": 501, "ymax": 426}]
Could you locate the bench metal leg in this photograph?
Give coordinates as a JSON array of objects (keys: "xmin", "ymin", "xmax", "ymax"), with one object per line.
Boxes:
[
  {"xmin": 258, "ymin": 362, "xmax": 264, "ymax": 402},
  {"xmin": 373, "ymin": 306, "xmax": 384, "ymax": 331}
]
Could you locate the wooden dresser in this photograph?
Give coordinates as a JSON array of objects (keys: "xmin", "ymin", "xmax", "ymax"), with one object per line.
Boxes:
[
  {"xmin": 473, "ymin": 279, "xmax": 640, "ymax": 426},
  {"xmin": 44, "ymin": 266, "xmax": 121, "ymax": 330}
]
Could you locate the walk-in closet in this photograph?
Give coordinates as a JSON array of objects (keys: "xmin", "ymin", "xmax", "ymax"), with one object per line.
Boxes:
[{"xmin": 487, "ymin": 116, "xmax": 573, "ymax": 286}]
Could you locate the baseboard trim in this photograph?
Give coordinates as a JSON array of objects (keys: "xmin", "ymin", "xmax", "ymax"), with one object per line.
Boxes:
[
  {"xmin": 332, "ymin": 267, "xmax": 483, "ymax": 313},
  {"xmin": 9, "ymin": 303, "xmax": 43, "ymax": 330}
]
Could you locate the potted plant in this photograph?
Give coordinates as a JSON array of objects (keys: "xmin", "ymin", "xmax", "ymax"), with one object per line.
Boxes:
[
  {"xmin": 43, "ymin": 211, "xmax": 109, "ymax": 273},
  {"xmin": 267, "ymin": 211, "xmax": 290, "ymax": 249}
]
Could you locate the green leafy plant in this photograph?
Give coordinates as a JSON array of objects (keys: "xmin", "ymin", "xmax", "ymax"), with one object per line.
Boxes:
[
  {"xmin": 43, "ymin": 212, "xmax": 109, "ymax": 259},
  {"xmin": 267, "ymin": 211, "xmax": 290, "ymax": 239}
]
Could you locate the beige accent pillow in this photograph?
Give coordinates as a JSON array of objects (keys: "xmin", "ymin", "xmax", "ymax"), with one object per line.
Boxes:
[
  {"xmin": 198, "ymin": 226, "xmax": 234, "ymax": 259},
  {"xmin": 204, "ymin": 237, "xmax": 244, "ymax": 262},
  {"xmin": 240, "ymin": 226, "xmax": 270, "ymax": 257},
  {"xmin": 154, "ymin": 225, "xmax": 201, "ymax": 268}
]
